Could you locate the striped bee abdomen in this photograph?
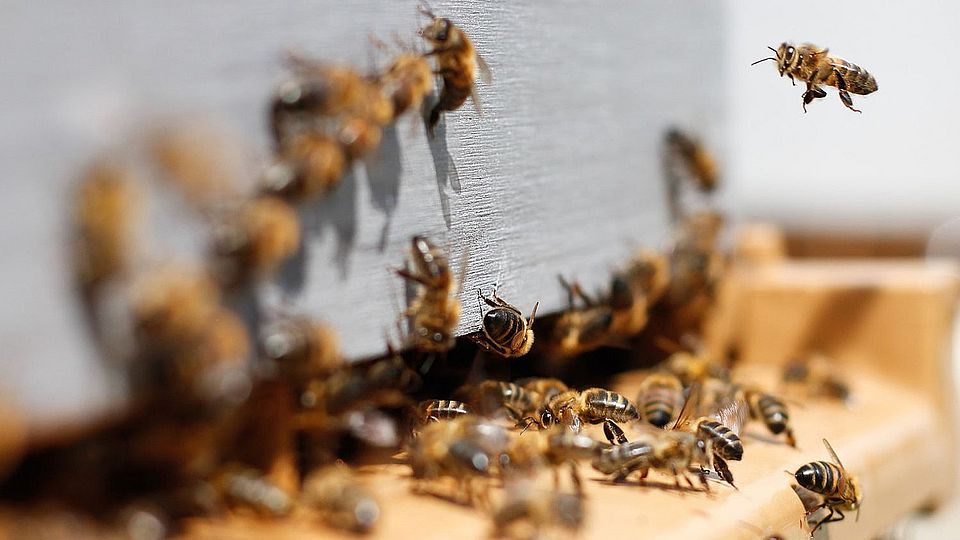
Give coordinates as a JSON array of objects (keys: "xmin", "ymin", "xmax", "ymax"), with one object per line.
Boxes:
[
  {"xmin": 795, "ymin": 460, "xmax": 843, "ymax": 496},
  {"xmin": 758, "ymin": 394, "xmax": 789, "ymax": 434},
  {"xmin": 830, "ymin": 59, "xmax": 878, "ymax": 95},
  {"xmin": 483, "ymin": 309, "xmax": 525, "ymax": 347},
  {"xmin": 698, "ymin": 419, "xmax": 743, "ymax": 461},
  {"xmin": 419, "ymin": 399, "xmax": 470, "ymax": 422},
  {"xmin": 584, "ymin": 389, "xmax": 640, "ymax": 422},
  {"xmin": 592, "ymin": 440, "xmax": 653, "ymax": 475}
]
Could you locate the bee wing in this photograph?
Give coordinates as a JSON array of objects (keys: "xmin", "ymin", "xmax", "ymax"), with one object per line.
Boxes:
[
  {"xmin": 475, "ymin": 52, "xmax": 493, "ymax": 85},
  {"xmin": 469, "ymin": 83, "xmax": 484, "ymax": 117},
  {"xmin": 672, "ymin": 380, "xmax": 701, "ymax": 431},
  {"xmin": 822, "ymin": 438, "xmax": 846, "ymax": 470},
  {"xmin": 709, "ymin": 393, "xmax": 749, "ymax": 437}
]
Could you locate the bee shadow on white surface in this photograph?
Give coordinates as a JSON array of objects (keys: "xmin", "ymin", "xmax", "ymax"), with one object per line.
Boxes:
[
  {"xmin": 422, "ymin": 95, "xmax": 461, "ymax": 228},
  {"xmin": 288, "ymin": 168, "xmax": 359, "ymax": 283},
  {"xmin": 365, "ymin": 123, "xmax": 403, "ymax": 252}
]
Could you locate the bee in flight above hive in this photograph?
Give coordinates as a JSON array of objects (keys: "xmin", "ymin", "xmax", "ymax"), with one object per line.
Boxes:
[{"xmin": 752, "ymin": 42, "xmax": 877, "ymax": 112}]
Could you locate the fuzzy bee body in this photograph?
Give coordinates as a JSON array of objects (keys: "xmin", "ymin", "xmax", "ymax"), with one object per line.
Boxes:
[
  {"xmin": 740, "ymin": 386, "xmax": 796, "ymax": 447},
  {"xmin": 532, "ymin": 388, "xmax": 639, "ymax": 445},
  {"xmin": 637, "ymin": 372, "xmax": 683, "ymax": 428},
  {"xmin": 793, "ymin": 439, "xmax": 862, "ymax": 534},
  {"xmin": 591, "ymin": 430, "xmax": 712, "ymax": 492},
  {"xmin": 475, "ymin": 290, "xmax": 538, "ymax": 358},
  {"xmin": 466, "ymin": 380, "xmax": 537, "ymax": 418},
  {"xmin": 396, "ymin": 236, "xmax": 462, "ymax": 353}
]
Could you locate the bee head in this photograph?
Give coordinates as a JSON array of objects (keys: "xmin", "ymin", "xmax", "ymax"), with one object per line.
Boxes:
[
  {"xmin": 419, "ymin": 17, "xmax": 453, "ymax": 45},
  {"xmin": 776, "ymin": 43, "xmax": 798, "ymax": 76}
]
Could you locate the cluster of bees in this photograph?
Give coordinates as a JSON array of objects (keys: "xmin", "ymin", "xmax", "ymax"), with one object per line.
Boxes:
[{"xmin": 0, "ymin": 8, "xmax": 873, "ymax": 539}]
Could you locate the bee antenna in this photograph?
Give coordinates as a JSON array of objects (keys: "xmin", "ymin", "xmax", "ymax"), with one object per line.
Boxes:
[
  {"xmin": 418, "ymin": 1, "xmax": 435, "ymax": 18},
  {"xmin": 767, "ymin": 46, "xmax": 778, "ymax": 54},
  {"xmin": 750, "ymin": 57, "xmax": 778, "ymax": 66}
]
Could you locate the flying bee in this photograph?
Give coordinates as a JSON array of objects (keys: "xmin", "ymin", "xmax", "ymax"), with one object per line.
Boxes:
[
  {"xmin": 793, "ymin": 439, "xmax": 862, "ymax": 535},
  {"xmin": 377, "ymin": 52, "xmax": 435, "ymax": 121},
  {"xmin": 302, "ymin": 464, "xmax": 381, "ymax": 534},
  {"xmin": 752, "ymin": 42, "xmax": 878, "ymax": 113},
  {"xmin": 591, "ymin": 427, "xmax": 712, "ymax": 492},
  {"xmin": 493, "ymin": 482, "xmax": 583, "ymax": 540},
  {"xmin": 211, "ymin": 464, "xmax": 292, "ymax": 517},
  {"xmin": 783, "ymin": 353, "xmax": 851, "ymax": 402},
  {"xmin": 673, "ymin": 380, "xmax": 746, "ymax": 487},
  {"xmin": 471, "ymin": 289, "xmax": 539, "ymax": 358},
  {"xmin": 636, "ymin": 372, "xmax": 683, "ymax": 428},
  {"xmin": 210, "ymin": 196, "xmax": 300, "ymax": 286},
  {"xmin": 395, "ymin": 235, "xmax": 464, "ymax": 353},
  {"xmin": 415, "ymin": 399, "xmax": 471, "ymax": 424},
  {"xmin": 418, "ymin": 5, "xmax": 492, "ymax": 131},
  {"xmin": 261, "ymin": 132, "xmax": 347, "ymax": 203},
  {"xmin": 261, "ymin": 316, "xmax": 341, "ymax": 380},
  {"xmin": 72, "ymin": 159, "xmax": 141, "ymax": 294},
  {"xmin": 524, "ymin": 388, "xmax": 639, "ymax": 445},
  {"xmin": 738, "ymin": 385, "xmax": 796, "ymax": 447},
  {"xmin": 458, "ymin": 380, "xmax": 538, "ymax": 420},
  {"xmin": 406, "ymin": 416, "xmax": 509, "ymax": 508},
  {"xmin": 503, "ymin": 430, "xmax": 605, "ymax": 496}
]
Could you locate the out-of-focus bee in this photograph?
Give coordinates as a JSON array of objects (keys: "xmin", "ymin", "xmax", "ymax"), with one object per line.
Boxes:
[
  {"xmin": 472, "ymin": 289, "xmax": 539, "ymax": 358},
  {"xmin": 210, "ymin": 196, "xmax": 300, "ymax": 286},
  {"xmin": 738, "ymin": 385, "xmax": 796, "ymax": 447},
  {"xmin": 673, "ymin": 381, "xmax": 745, "ymax": 487},
  {"xmin": 515, "ymin": 378, "xmax": 570, "ymax": 406},
  {"xmin": 783, "ymin": 353, "xmax": 851, "ymax": 402},
  {"xmin": 503, "ymin": 430, "xmax": 605, "ymax": 495},
  {"xmin": 623, "ymin": 249, "xmax": 671, "ymax": 307},
  {"xmin": 539, "ymin": 277, "xmax": 615, "ymax": 359},
  {"xmin": 636, "ymin": 372, "xmax": 683, "ymax": 428},
  {"xmin": 210, "ymin": 464, "xmax": 292, "ymax": 517},
  {"xmin": 377, "ymin": 52, "xmax": 435, "ymax": 121},
  {"xmin": 261, "ymin": 316, "xmax": 341, "ymax": 380},
  {"xmin": 418, "ymin": 5, "xmax": 492, "ymax": 131},
  {"xmin": 752, "ymin": 42, "xmax": 878, "ymax": 113},
  {"xmin": 299, "ymin": 354, "xmax": 421, "ymax": 418},
  {"xmin": 608, "ymin": 250, "xmax": 671, "ymax": 338},
  {"xmin": 524, "ymin": 388, "xmax": 639, "ymax": 445},
  {"xmin": 664, "ymin": 351, "xmax": 730, "ymax": 387},
  {"xmin": 395, "ymin": 236, "xmax": 463, "ymax": 353},
  {"xmin": 406, "ymin": 416, "xmax": 509, "ymax": 507},
  {"xmin": 261, "ymin": 132, "xmax": 347, "ymax": 202},
  {"xmin": 415, "ymin": 399, "xmax": 471, "ymax": 424},
  {"xmin": 664, "ymin": 211, "xmax": 725, "ymax": 315},
  {"xmin": 664, "ymin": 128, "xmax": 719, "ymax": 194},
  {"xmin": 72, "ymin": 159, "xmax": 141, "ymax": 294},
  {"xmin": 458, "ymin": 380, "xmax": 538, "ymax": 420},
  {"xmin": 592, "ymin": 427, "xmax": 712, "ymax": 492},
  {"xmin": 302, "ymin": 464, "xmax": 381, "ymax": 534},
  {"xmin": 793, "ymin": 439, "xmax": 862, "ymax": 534},
  {"xmin": 492, "ymin": 482, "xmax": 584, "ymax": 540}
]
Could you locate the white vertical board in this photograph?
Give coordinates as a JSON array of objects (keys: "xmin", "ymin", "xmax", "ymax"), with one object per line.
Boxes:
[{"xmin": 0, "ymin": 1, "xmax": 723, "ymax": 424}]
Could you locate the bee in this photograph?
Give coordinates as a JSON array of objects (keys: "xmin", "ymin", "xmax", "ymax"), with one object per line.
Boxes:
[
  {"xmin": 299, "ymin": 354, "xmax": 421, "ymax": 417},
  {"xmin": 415, "ymin": 399, "xmax": 471, "ymax": 424},
  {"xmin": 515, "ymin": 378, "xmax": 570, "ymax": 405},
  {"xmin": 525, "ymin": 388, "xmax": 639, "ymax": 445},
  {"xmin": 210, "ymin": 196, "xmax": 300, "ymax": 286},
  {"xmin": 793, "ymin": 439, "xmax": 862, "ymax": 534},
  {"xmin": 72, "ymin": 159, "xmax": 141, "ymax": 294},
  {"xmin": 752, "ymin": 42, "xmax": 878, "ymax": 113},
  {"xmin": 377, "ymin": 52, "xmax": 435, "ymax": 121},
  {"xmin": 211, "ymin": 464, "xmax": 292, "ymax": 517},
  {"xmin": 664, "ymin": 351, "xmax": 729, "ymax": 387},
  {"xmin": 261, "ymin": 132, "xmax": 347, "ymax": 202},
  {"xmin": 738, "ymin": 385, "xmax": 796, "ymax": 447},
  {"xmin": 395, "ymin": 236, "xmax": 463, "ymax": 353},
  {"xmin": 591, "ymin": 428, "xmax": 712, "ymax": 492},
  {"xmin": 458, "ymin": 380, "xmax": 538, "ymax": 420},
  {"xmin": 472, "ymin": 289, "xmax": 539, "ymax": 358},
  {"xmin": 493, "ymin": 482, "xmax": 583, "ymax": 540},
  {"xmin": 503, "ymin": 430, "xmax": 605, "ymax": 495},
  {"xmin": 418, "ymin": 5, "xmax": 492, "ymax": 131},
  {"xmin": 622, "ymin": 249, "xmax": 671, "ymax": 307},
  {"xmin": 539, "ymin": 276, "xmax": 615, "ymax": 359},
  {"xmin": 636, "ymin": 372, "xmax": 684, "ymax": 428},
  {"xmin": 664, "ymin": 211, "xmax": 725, "ymax": 313},
  {"xmin": 664, "ymin": 128, "xmax": 718, "ymax": 194},
  {"xmin": 261, "ymin": 316, "xmax": 341, "ymax": 380},
  {"xmin": 673, "ymin": 380, "xmax": 745, "ymax": 487},
  {"xmin": 302, "ymin": 464, "xmax": 380, "ymax": 534},
  {"xmin": 783, "ymin": 353, "xmax": 851, "ymax": 402},
  {"xmin": 406, "ymin": 416, "xmax": 509, "ymax": 507}
]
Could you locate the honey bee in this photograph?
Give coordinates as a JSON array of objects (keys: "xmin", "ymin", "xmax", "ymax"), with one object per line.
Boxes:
[
  {"xmin": 664, "ymin": 211, "xmax": 725, "ymax": 312},
  {"xmin": 415, "ymin": 399, "xmax": 471, "ymax": 424},
  {"xmin": 211, "ymin": 464, "xmax": 292, "ymax": 517},
  {"xmin": 622, "ymin": 249, "xmax": 671, "ymax": 307},
  {"xmin": 299, "ymin": 354, "xmax": 421, "ymax": 417},
  {"xmin": 503, "ymin": 430, "xmax": 605, "ymax": 495},
  {"xmin": 738, "ymin": 385, "xmax": 796, "ymax": 447},
  {"xmin": 752, "ymin": 42, "xmax": 878, "ymax": 113},
  {"xmin": 673, "ymin": 380, "xmax": 745, "ymax": 487},
  {"xmin": 539, "ymin": 277, "xmax": 615, "ymax": 359},
  {"xmin": 406, "ymin": 416, "xmax": 509, "ymax": 507},
  {"xmin": 301, "ymin": 464, "xmax": 380, "ymax": 534},
  {"xmin": 418, "ymin": 5, "xmax": 492, "ymax": 131},
  {"xmin": 261, "ymin": 316, "xmax": 341, "ymax": 380},
  {"xmin": 515, "ymin": 378, "xmax": 570, "ymax": 405},
  {"xmin": 492, "ymin": 482, "xmax": 583, "ymax": 540},
  {"xmin": 664, "ymin": 351, "xmax": 729, "ymax": 387},
  {"xmin": 472, "ymin": 289, "xmax": 539, "ymax": 358},
  {"xmin": 261, "ymin": 132, "xmax": 347, "ymax": 202},
  {"xmin": 793, "ymin": 439, "xmax": 862, "ymax": 534},
  {"xmin": 72, "ymin": 159, "xmax": 141, "ymax": 294},
  {"xmin": 664, "ymin": 128, "xmax": 718, "ymax": 194},
  {"xmin": 525, "ymin": 388, "xmax": 639, "ymax": 445},
  {"xmin": 458, "ymin": 380, "xmax": 538, "ymax": 420},
  {"xmin": 210, "ymin": 196, "xmax": 301, "ymax": 286},
  {"xmin": 591, "ymin": 427, "xmax": 712, "ymax": 492},
  {"xmin": 636, "ymin": 372, "xmax": 684, "ymax": 428},
  {"xmin": 377, "ymin": 52, "xmax": 435, "ymax": 121},
  {"xmin": 395, "ymin": 236, "xmax": 463, "ymax": 353},
  {"xmin": 783, "ymin": 353, "xmax": 851, "ymax": 402}
]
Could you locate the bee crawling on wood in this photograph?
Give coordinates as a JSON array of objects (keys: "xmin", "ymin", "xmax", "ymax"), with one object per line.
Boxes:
[
  {"xmin": 502, "ymin": 430, "xmax": 606, "ymax": 496},
  {"xmin": 492, "ymin": 481, "xmax": 584, "ymax": 540},
  {"xmin": 418, "ymin": 3, "xmax": 492, "ymax": 132},
  {"xmin": 673, "ymin": 380, "xmax": 746, "ymax": 488},
  {"xmin": 470, "ymin": 289, "xmax": 539, "ymax": 358},
  {"xmin": 636, "ymin": 371, "xmax": 684, "ymax": 429},
  {"xmin": 591, "ymin": 427, "xmax": 713, "ymax": 492},
  {"xmin": 521, "ymin": 387, "xmax": 639, "ymax": 446},
  {"xmin": 792, "ymin": 438, "xmax": 863, "ymax": 535},
  {"xmin": 302, "ymin": 463, "xmax": 381, "ymax": 534},
  {"xmin": 752, "ymin": 42, "xmax": 878, "ymax": 113}
]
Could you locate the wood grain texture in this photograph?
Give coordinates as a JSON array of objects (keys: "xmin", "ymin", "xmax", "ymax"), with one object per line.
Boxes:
[{"xmin": 0, "ymin": 1, "xmax": 723, "ymax": 424}]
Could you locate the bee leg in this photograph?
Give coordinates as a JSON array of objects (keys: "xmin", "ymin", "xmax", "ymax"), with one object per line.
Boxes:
[
  {"xmin": 395, "ymin": 268, "xmax": 429, "ymax": 285},
  {"xmin": 809, "ymin": 506, "xmax": 836, "ymax": 535},
  {"xmin": 713, "ymin": 455, "xmax": 736, "ymax": 488},
  {"xmin": 789, "ymin": 74, "xmax": 796, "ymax": 86},
  {"xmin": 834, "ymin": 70, "xmax": 862, "ymax": 113},
  {"xmin": 569, "ymin": 462, "xmax": 584, "ymax": 497},
  {"xmin": 801, "ymin": 86, "xmax": 827, "ymax": 113},
  {"xmin": 785, "ymin": 428, "xmax": 797, "ymax": 448},
  {"xmin": 602, "ymin": 420, "xmax": 628, "ymax": 445}
]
